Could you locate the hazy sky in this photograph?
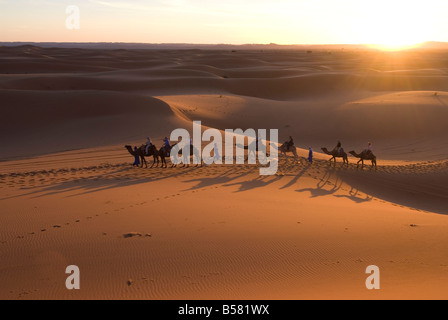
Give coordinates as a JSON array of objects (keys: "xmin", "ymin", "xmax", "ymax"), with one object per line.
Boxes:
[{"xmin": 1, "ymin": 0, "xmax": 448, "ymax": 46}]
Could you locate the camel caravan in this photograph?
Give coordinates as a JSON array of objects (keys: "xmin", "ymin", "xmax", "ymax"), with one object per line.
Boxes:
[{"xmin": 125, "ymin": 137, "xmax": 377, "ymax": 170}]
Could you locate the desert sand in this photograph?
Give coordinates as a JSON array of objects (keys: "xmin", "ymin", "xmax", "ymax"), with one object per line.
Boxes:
[{"xmin": 1, "ymin": 46, "xmax": 448, "ymax": 300}]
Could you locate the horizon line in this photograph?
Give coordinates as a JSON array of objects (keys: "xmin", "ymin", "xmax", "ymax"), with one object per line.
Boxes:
[{"xmin": 0, "ymin": 40, "xmax": 444, "ymax": 46}]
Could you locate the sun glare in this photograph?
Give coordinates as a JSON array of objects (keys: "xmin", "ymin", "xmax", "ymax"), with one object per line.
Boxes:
[{"xmin": 357, "ymin": 0, "xmax": 432, "ymax": 51}]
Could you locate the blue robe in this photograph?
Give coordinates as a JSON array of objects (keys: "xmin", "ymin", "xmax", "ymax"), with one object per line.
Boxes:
[{"xmin": 133, "ymin": 149, "xmax": 140, "ymax": 166}]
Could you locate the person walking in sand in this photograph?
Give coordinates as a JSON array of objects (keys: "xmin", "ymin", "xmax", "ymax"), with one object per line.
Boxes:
[
  {"xmin": 214, "ymin": 143, "xmax": 220, "ymax": 161},
  {"xmin": 308, "ymin": 147, "xmax": 313, "ymax": 164},
  {"xmin": 133, "ymin": 146, "xmax": 140, "ymax": 167}
]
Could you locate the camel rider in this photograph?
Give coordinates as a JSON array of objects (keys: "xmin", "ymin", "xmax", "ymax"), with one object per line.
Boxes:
[
  {"xmin": 162, "ymin": 137, "xmax": 171, "ymax": 156},
  {"xmin": 163, "ymin": 137, "xmax": 171, "ymax": 149},
  {"xmin": 333, "ymin": 141, "xmax": 342, "ymax": 156},
  {"xmin": 145, "ymin": 137, "xmax": 152, "ymax": 155},
  {"xmin": 286, "ymin": 136, "xmax": 294, "ymax": 151},
  {"xmin": 365, "ymin": 142, "xmax": 373, "ymax": 156}
]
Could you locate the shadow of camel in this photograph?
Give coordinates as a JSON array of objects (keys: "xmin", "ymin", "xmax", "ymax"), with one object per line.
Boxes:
[{"xmin": 295, "ymin": 168, "xmax": 373, "ymax": 204}]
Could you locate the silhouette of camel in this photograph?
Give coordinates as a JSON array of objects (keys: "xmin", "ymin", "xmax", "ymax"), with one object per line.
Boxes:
[
  {"xmin": 163, "ymin": 144, "xmax": 203, "ymax": 168},
  {"xmin": 349, "ymin": 150, "xmax": 377, "ymax": 169},
  {"xmin": 125, "ymin": 145, "xmax": 160, "ymax": 168},
  {"xmin": 321, "ymin": 147, "xmax": 349, "ymax": 166},
  {"xmin": 278, "ymin": 143, "xmax": 301, "ymax": 165},
  {"xmin": 236, "ymin": 139, "xmax": 269, "ymax": 161}
]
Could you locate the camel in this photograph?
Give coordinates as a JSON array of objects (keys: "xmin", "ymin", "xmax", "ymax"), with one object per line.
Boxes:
[
  {"xmin": 236, "ymin": 139, "xmax": 268, "ymax": 161},
  {"xmin": 125, "ymin": 145, "xmax": 160, "ymax": 168},
  {"xmin": 278, "ymin": 143, "xmax": 301, "ymax": 165},
  {"xmin": 349, "ymin": 150, "xmax": 377, "ymax": 169},
  {"xmin": 321, "ymin": 147, "xmax": 349, "ymax": 166},
  {"xmin": 160, "ymin": 144, "xmax": 202, "ymax": 168}
]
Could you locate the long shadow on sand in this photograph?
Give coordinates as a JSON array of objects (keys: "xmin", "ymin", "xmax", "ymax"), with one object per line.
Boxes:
[
  {"xmin": 336, "ymin": 169, "xmax": 448, "ymax": 215},
  {"xmin": 0, "ymin": 165, "xmax": 208, "ymax": 199},
  {"xmin": 295, "ymin": 169, "xmax": 373, "ymax": 204},
  {"xmin": 223, "ymin": 174, "xmax": 284, "ymax": 193},
  {"xmin": 181, "ymin": 168, "xmax": 253, "ymax": 191},
  {"xmin": 181, "ymin": 162, "xmax": 310, "ymax": 193}
]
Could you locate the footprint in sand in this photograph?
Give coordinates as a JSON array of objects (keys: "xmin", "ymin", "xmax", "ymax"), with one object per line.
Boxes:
[{"xmin": 123, "ymin": 232, "xmax": 142, "ymax": 238}]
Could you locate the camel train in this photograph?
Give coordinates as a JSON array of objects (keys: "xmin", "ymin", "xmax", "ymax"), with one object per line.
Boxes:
[{"xmin": 125, "ymin": 139, "xmax": 377, "ymax": 170}]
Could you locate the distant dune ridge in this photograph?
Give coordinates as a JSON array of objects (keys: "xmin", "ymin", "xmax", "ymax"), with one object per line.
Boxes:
[
  {"xmin": 1, "ymin": 45, "xmax": 448, "ymax": 300},
  {"xmin": 1, "ymin": 41, "xmax": 448, "ymax": 50},
  {"xmin": 1, "ymin": 45, "xmax": 448, "ymax": 160}
]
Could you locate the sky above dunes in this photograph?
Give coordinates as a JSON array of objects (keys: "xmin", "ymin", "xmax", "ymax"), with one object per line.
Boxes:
[{"xmin": 1, "ymin": 0, "xmax": 448, "ymax": 47}]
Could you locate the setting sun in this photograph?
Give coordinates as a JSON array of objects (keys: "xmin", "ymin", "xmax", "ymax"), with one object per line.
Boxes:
[
  {"xmin": 358, "ymin": 0, "xmax": 433, "ymax": 50},
  {"xmin": 1, "ymin": 0, "xmax": 448, "ymax": 46}
]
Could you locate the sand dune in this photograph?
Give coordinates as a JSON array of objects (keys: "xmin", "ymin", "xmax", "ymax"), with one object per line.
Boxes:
[
  {"xmin": 1, "ymin": 46, "xmax": 448, "ymax": 300},
  {"xmin": 0, "ymin": 89, "xmax": 183, "ymax": 159}
]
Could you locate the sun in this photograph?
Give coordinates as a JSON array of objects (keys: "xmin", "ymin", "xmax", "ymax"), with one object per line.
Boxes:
[{"xmin": 357, "ymin": 0, "xmax": 431, "ymax": 51}]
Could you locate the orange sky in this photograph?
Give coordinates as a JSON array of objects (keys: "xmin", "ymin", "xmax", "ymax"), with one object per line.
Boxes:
[{"xmin": 1, "ymin": 0, "xmax": 447, "ymax": 48}]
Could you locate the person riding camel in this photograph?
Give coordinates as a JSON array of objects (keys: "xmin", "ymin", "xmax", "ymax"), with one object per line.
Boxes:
[
  {"xmin": 286, "ymin": 136, "xmax": 294, "ymax": 151},
  {"xmin": 145, "ymin": 137, "xmax": 152, "ymax": 155},
  {"xmin": 333, "ymin": 141, "xmax": 343, "ymax": 156},
  {"xmin": 162, "ymin": 137, "xmax": 171, "ymax": 156},
  {"xmin": 163, "ymin": 137, "xmax": 170, "ymax": 148},
  {"xmin": 365, "ymin": 142, "xmax": 373, "ymax": 157}
]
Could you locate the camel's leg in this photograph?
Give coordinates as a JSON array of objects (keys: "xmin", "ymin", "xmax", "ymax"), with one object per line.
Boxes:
[
  {"xmin": 283, "ymin": 152, "xmax": 289, "ymax": 166},
  {"xmin": 150, "ymin": 156, "xmax": 156, "ymax": 168},
  {"xmin": 141, "ymin": 156, "xmax": 147, "ymax": 168},
  {"xmin": 293, "ymin": 151, "xmax": 299, "ymax": 164},
  {"xmin": 296, "ymin": 152, "xmax": 302, "ymax": 165}
]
